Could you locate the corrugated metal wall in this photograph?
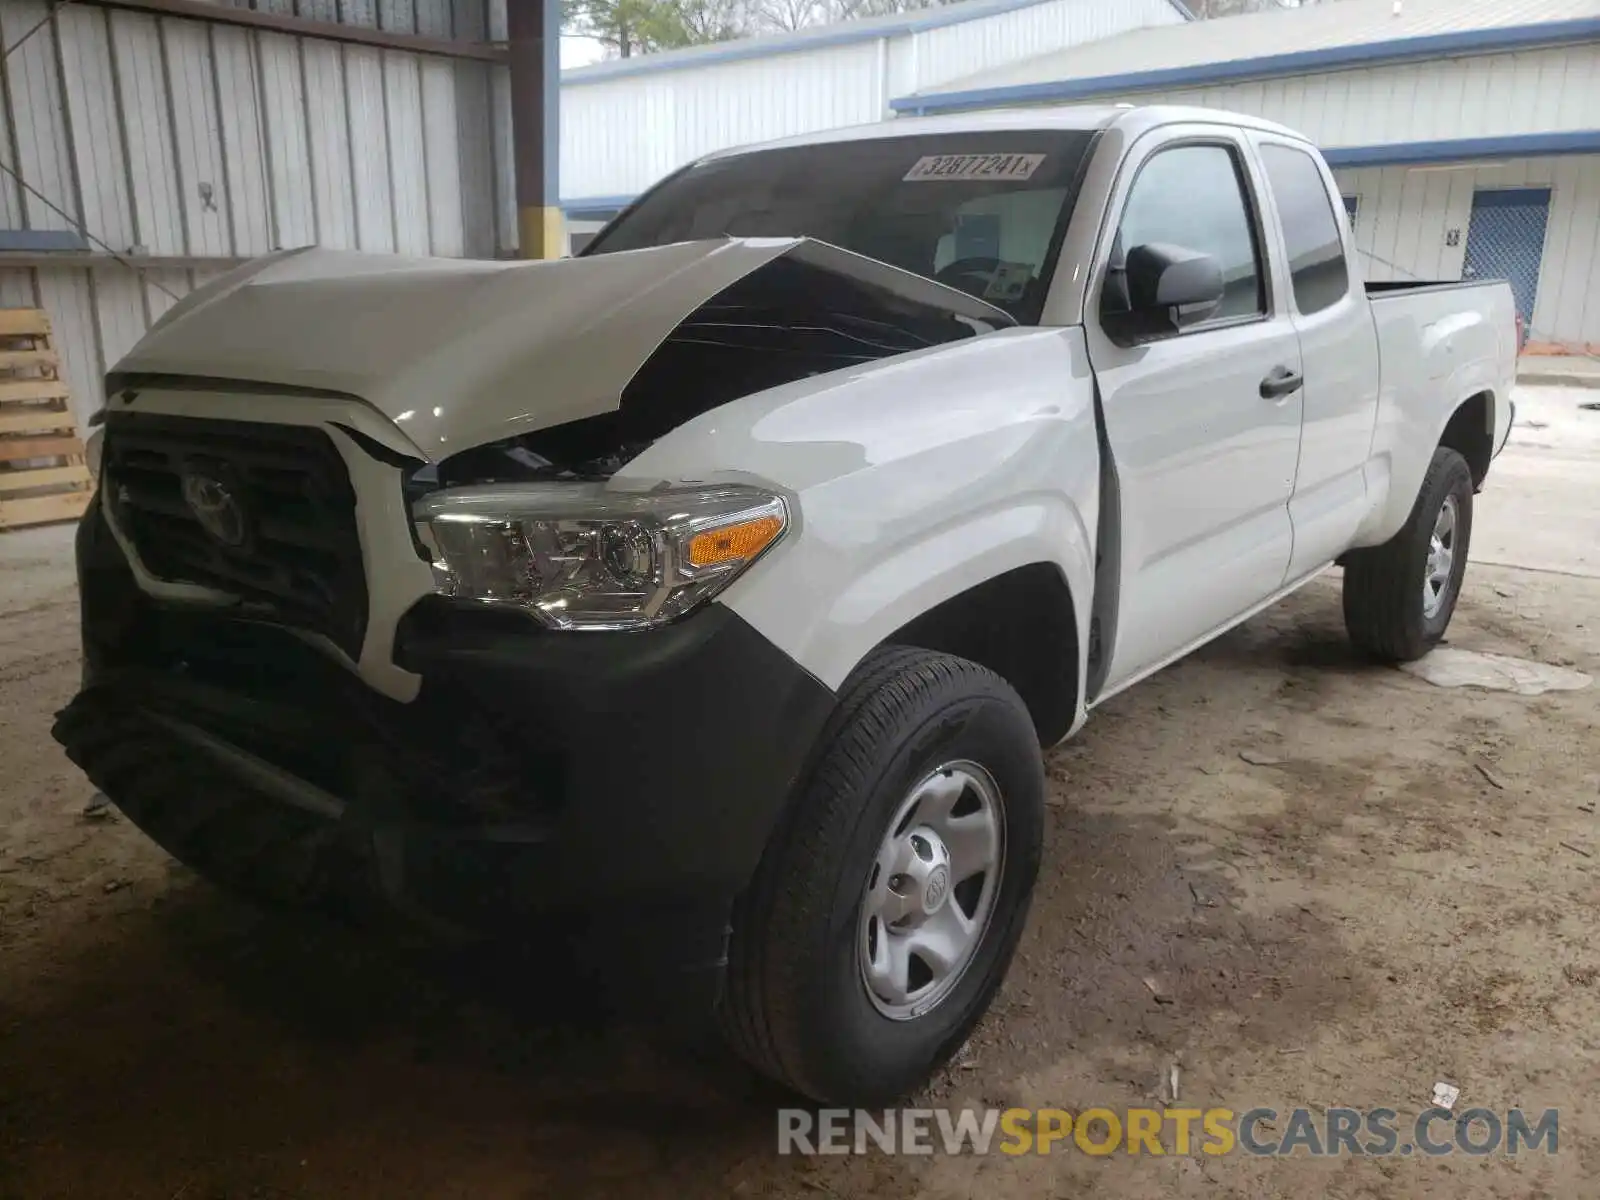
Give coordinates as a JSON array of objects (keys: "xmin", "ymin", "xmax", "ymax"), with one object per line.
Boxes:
[
  {"xmin": 0, "ymin": 0, "xmax": 507, "ymax": 426},
  {"xmin": 562, "ymin": 41, "xmax": 886, "ymax": 201},
  {"xmin": 898, "ymin": 0, "xmax": 1178, "ymax": 96},
  {"xmin": 1130, "ymin": 46, "xmax": 1600, "ymax": 147},
  {"xmin": 1068, "ymin": 46, "xmax": 1600, "ymax": 349},
  {"xmin": 1335, "ymin": 156, "xmax": 1600, "ymax": 352},
  {"xmin": 563, "ymin": 0, "xmax": 1183, "ymax": 200}
]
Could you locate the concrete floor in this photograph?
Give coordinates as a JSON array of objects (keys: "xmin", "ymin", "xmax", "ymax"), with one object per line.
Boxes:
[
  {"xmin": 1475, "ymin": 385, "xmax": 1600, "ymax": 579},
  {"xmin": 1, "ymin": 388, "xmax": 1598, "ymax": 1199}
]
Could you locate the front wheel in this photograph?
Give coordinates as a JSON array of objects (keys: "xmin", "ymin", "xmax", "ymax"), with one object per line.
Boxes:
[
  {"xmin": 1343, "ymin": 445, "xmax": 1474, "ymax": 662},
  {"xmin": 720, "ymin": 646, "xmax": 1045, "ymax": 1105}
]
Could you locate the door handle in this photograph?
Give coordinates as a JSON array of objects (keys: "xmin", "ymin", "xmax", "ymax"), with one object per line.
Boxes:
[{"xmin": 1259, "ymin": 366, "xmax": 1304, "ymax": 399}]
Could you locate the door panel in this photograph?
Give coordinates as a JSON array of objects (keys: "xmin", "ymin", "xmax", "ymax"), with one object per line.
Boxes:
[
  {"xmin": 1255, "ymin": 139, "xmax": 1382, "ymax": 578},
  {"xmin": 1462, "ymin": 188, "xmax": 1550, "ymax": 331},
  {"xmin": 1094, "ymin": 323, "xmax": 1304, "ymax": 684},
  {"xmin": 1084, "ymin": 132, "xmax": 1304, "ymax": 695}
]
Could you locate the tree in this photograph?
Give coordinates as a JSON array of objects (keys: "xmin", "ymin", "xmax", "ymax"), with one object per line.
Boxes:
[
  {"xmin": 563, "ymin": 0, "xmax": 715, "ymax": 57},
  {"xmin": 750, "ymin": 0, "xmax": 943, "ymax": 33},
  {"xmin": 673, "ymin": 0, "xmax": 750, "ymax": 42},
  {"xmin": 563, "ymin": 0, "xmax": 955, "ymax": 54}
]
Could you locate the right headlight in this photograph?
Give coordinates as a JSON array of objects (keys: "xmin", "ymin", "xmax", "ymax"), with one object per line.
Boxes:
[{"xmin": 413, "ymin": 482, "xmax": 789, "ymax": 631}]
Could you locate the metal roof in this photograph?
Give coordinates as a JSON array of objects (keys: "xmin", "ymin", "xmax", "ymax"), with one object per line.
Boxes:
[
  {"xmin": 563, "ymin": 0, "xmax": 1194, "ymax": 85},
  {"xmin": 901, "ymin": 0, "xmax": 1600, "ymax": 111}
]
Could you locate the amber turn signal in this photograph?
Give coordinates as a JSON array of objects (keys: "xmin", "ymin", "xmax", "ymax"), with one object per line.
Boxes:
[{"xmin": 687, "ymin": 514, "xmax": 785, "ymax": 568}]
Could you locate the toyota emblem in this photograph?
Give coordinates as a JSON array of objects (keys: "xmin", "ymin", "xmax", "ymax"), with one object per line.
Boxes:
[{"xmin": 181, "ymin": 472, "xmax": 248, "ymax": 547}]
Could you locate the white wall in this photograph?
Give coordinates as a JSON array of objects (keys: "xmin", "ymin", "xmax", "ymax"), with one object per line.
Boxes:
[
  {"xmin": 1335, "ymin": 156, "xmax": 1600, "ymax": 352},
  {"xmin": 889, "ymin": 0, "xmax": 1179, "ymax": 100},
  {"xmin": 985, "ymin": 45, "xmax": 1600, "ymax": 350},
  {"xmin": 1134, "ymin": 46, "xmax": 1600, "ymax": 148},
  {"xmin": 562, "ymin": 40, "xmax": 886, "ymax": 202},
  {"xmin": 561, "ymin": 0, "xmax": 1182, "ymax": 200}
]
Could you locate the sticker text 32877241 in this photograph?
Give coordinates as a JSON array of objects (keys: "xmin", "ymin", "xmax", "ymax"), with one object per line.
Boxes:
[{"xmin": 903, "ymin": 153, "xmax": 1046, "ymax": 182}]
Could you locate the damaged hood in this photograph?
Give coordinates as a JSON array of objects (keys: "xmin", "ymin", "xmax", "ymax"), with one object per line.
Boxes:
[{"xmin": 113, "ymin": 240, "xmax": 1014, "ymax": 458}]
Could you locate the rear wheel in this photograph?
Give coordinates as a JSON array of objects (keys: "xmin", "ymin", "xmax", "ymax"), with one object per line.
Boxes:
[
  {"xmin": 1343, "ymin": 446, "xmax": 1474, "ymax": 662},
  {"xmin": 720, "ymin": 646, "xmax": 1045, "ymax": 1104}
]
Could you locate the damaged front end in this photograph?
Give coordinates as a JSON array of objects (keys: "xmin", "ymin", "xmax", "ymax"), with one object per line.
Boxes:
[
  {"xmin": 394, "ymin": 240, "xmax": 1016, "ymax": 634},
  {"xmin": 405, "ymin": 239, "xmax": 1016, "ymax": 495},
  {"xmin": 56, "ymin": 235, "xmax": 987, "ymax": 955}
]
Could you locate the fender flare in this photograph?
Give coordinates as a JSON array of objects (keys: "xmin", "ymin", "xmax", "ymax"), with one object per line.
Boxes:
[{"xmin": 726, "ymin": 492, "xmax": 1096, "ymax": 715}]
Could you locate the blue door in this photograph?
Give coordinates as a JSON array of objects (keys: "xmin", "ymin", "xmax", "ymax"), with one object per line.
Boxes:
[{"xmin": 1462, "ymin": 188, "xmax": 1550, "ymax": 330}]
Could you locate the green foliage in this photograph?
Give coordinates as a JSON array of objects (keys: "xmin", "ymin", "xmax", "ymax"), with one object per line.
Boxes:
[
  {"xmin": 563, "ymin": 0, "xmax": 685, "ymax": 57},
  {"xmin": 563, "ymin": 0, "xmax": 955, "ymax": 56}
]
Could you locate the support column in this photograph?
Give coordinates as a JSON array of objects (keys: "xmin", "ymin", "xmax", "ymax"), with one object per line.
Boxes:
[{"xmin": 507, "ymin": 0, "xmax": 562, "ymax": 259}]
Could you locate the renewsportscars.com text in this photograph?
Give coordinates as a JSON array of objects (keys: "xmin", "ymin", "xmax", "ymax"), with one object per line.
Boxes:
[{"xmin": 778, "ymin": 1107, "xmax": 1559, "ymax": 1158}]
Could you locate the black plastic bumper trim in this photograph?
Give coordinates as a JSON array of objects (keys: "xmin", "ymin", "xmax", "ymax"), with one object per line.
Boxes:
[{"xmin": 56, "ymin": 497, "xmax": 839, "ymax": 980}]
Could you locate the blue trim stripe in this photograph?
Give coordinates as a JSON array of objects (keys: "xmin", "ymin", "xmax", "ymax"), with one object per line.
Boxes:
[
  {"xmin": 564, "ymin": 0, "xmax": 1192, "ymax": 86},
  {"xmin": 562, "ymin": 194, "xmax": 638, "ymax": 218},
  {"xmin": 1321, "ymin": 130, "xmax": 1600, "ymax": 168},
  {"xmin": 894, "ymin": 16, "xmax": 1600, "ymax": 113},
  {"xmin": 0, "ymin": 229, "xmax": 88, "ymax": 252},
  {"xmin": 562, "ymin": 131, "xmax": 1600, "ymax": 215}
]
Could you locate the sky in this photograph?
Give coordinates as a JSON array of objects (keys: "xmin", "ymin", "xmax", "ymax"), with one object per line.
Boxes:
[{"xmin": 561, "ymin": 34, "xmax": 607, "ymax": 67}]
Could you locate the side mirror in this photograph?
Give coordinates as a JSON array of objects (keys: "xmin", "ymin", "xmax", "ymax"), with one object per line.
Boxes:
[{"xmin": 1103, "ymin": 242, "xmax": 1225, "ymax": 340}]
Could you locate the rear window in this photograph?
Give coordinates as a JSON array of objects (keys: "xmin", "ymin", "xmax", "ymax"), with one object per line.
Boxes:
[
  {"xmin": 1260, "ymin": 144, "xmax": 1350, "ymax": 315},
  {"xmin": 583, "ymin": 131, "xmax": 1101, "ymax": 324}
]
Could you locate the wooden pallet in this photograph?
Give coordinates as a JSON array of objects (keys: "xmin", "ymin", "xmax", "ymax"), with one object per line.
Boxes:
[{"xmin": 0, "ymin": 308, "xmax": 93, "ymax": 532}]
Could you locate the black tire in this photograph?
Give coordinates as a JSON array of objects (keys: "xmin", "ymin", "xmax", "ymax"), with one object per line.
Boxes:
[
  {"xmin": 1343, "ymin": 445, "xmax": 1474, "ymax": 662},
  {"xmin": 720, "ymin": 646, "xmax": 1045, "ymax": 1105}
]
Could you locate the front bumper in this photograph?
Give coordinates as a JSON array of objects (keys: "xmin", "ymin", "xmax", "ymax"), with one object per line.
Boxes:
[{"xmin": 55, "ymin": 497, "xmax": 836, "ymax": 996}]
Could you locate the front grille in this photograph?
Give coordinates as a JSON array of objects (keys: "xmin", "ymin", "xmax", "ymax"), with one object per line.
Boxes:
[{"xmin": 102, "ymin": 411, "xmax": 369, "ymax": 658}]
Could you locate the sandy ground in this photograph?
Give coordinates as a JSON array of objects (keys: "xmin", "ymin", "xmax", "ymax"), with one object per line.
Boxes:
[{"xmin": 2, "ymin": 387, "xmax": 1598, "ymax": 1199}]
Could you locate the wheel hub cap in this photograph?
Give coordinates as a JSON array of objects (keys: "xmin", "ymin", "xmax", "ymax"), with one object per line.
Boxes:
[
  {"xmin": 858, "ymin": 761, "xmax": 1006, "ymax": 1021},
  {"xmin": 1423, "ymin": 494, "xmax": 1458, "ymax": 619}
]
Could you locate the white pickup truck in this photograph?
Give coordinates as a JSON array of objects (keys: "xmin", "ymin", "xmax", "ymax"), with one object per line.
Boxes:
[{"xmin": 56, "ymin": 105, "xmax": 1515, "ymax": 1104}]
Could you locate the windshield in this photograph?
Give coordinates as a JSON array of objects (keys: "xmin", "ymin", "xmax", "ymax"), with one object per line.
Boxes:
[{"xmin": 582, "ymin": 130, "xmax": 1101, "ymax": 324}]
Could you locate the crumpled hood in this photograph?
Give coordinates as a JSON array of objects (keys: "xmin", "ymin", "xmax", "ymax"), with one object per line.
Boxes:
[{"xmin": 111, "ymin": 239, "xmax": 1013, "ymax": 458}]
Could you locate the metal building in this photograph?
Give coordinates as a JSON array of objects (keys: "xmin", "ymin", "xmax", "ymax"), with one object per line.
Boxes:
[
  {"xmin": 0, "ymin": 0, "xmax": 519, "ymax": 426},
  {"xmin": 6, "ymin": 0, "xmax": 1597, "ymax": 437},
  {"xmin": 899, "ymin": 0, "xmax": 1600, "ymax": 353},
  {"xmin": 560, "ymin": 0, "xmax": 1188, "ymax": 222},
  {"xmin": 0, "ymin": 0, "xmax": 1185, "ymax": 425}
]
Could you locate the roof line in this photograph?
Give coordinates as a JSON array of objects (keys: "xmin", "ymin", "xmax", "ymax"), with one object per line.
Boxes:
[
  {"xmin": 1323, "ymin": 129, "xmax": 1600, "ymax": 168},
  {"xmin": 562, "ymin": 0, "xmax": 1189, "ymax": 86},
  {"xmin": 893, "ymin": 15, "xmax": 1600, "ymax": 113}
]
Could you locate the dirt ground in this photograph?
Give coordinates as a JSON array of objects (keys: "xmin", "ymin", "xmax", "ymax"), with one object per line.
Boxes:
[{"xmin": 3, "ymin": 387, "xmax": 1598, "ymax": 1199}]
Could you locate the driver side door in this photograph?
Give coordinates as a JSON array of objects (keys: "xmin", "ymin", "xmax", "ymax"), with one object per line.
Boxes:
[{"xmin": 1084, "ymin": 127, "xmax": 1305, "ymax": 697}]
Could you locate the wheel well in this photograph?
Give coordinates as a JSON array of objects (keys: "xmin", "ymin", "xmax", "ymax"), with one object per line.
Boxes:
[
  {"xmin": 1440, "ymin": 392, "xmax": 1494, "ymax": 488},
  {"xmin": 886, "ymin": 563, "xmax": 1079, "ymax": 746}
]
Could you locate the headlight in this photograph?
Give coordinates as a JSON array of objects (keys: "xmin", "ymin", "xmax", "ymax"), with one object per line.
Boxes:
[{"xmin": 414, "ymin": 482, "xmax": 788, "ymax": 630}]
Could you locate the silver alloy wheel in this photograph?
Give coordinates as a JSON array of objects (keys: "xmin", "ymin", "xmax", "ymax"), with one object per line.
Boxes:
[
  {"xmin": 1423, "ymin": 493, "xmax": 1459, "ymax": 619},
  {"xmin": 858, "ymin": 760, "xmax": 1006, "ymax": 1021}
]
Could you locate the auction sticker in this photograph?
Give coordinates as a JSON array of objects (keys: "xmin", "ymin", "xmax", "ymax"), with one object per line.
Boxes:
[{"xmin": 903, "ymin": 153, "xmax": 1045, "ymax": 182}]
